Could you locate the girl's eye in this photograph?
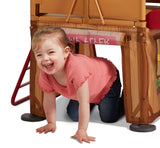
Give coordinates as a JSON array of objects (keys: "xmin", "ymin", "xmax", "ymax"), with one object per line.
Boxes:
[
  {"xmin": 49, "ymin": 51, "xmax": 55, "ymax": 54},
  {"xmin": 36, "ymin": 54, "xmax": 42, "ymax": 57}
]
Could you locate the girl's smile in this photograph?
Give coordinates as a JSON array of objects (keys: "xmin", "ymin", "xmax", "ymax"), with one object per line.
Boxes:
[
  {"xmin": 42, "ymin": 61, "xmax": 54, "ymax": 72},
  {"xmin": 34, "ymin": 37, "xmax": 69, "ymax": 76}
]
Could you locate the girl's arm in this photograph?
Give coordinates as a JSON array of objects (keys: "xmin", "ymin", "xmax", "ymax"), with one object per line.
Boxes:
[
  {"xmin": 36, "ymin": 91, "xmax": 56, "ymax": 134},
  {"xmin": 71, "ymin": 80, "xmax": 95, "ymax": 143}
]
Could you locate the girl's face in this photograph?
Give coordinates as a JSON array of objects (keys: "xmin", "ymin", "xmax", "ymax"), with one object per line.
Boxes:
[{"xmin": 34, "ymin": 37, "xmax": 70, "ymax": 75}]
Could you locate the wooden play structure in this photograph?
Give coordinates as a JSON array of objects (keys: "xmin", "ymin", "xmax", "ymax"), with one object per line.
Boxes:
[{"xmin": 12, "ymin": 0, "xmax": 160, "ymax": 131}]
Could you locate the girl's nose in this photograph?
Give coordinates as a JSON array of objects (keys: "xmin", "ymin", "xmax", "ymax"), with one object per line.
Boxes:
[{"xmin": 43, "ymin": 54, "xmax": 49, "ymax": 61}]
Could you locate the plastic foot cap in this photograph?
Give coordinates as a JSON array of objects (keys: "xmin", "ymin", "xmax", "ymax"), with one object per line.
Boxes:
[
  {"xmin": 130, "ymin": 124, "xmax": 156, "ymax": 132},
  {"xmin": 21, "ymin": 113, "xmax": 46, "ymax": 122}
]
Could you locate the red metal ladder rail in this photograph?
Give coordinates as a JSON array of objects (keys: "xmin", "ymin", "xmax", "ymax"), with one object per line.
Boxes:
[{"xmin": 11, "ymin": 50, "xmax": 31, "ymax": 106}]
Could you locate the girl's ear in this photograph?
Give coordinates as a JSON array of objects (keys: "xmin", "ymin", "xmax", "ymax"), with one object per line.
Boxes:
[
  {"xmin": 64, "ymin": 46, "xmax": 70, "ymax": 59},
  {"xmin": 64, "ymin": 46, "xmax": 70, "ymax": 53}
]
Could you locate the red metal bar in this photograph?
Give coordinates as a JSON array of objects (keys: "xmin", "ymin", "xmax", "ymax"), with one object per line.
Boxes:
[
  {"xmin": 11, "ymin": 50, "xmax": 31, "ymax": 106},
  {"xmin": 12, "ymin": 96, "xmax": 30, "ymax": 106},
  {"xmin": 20, "ymin": 82, "xmax": 30, "ymax": 88}
]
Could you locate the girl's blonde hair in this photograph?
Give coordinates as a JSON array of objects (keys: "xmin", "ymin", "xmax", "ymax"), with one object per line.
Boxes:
[{"xmin": 31, "ymin": 26, "xmax": 74, "ymax": 51}]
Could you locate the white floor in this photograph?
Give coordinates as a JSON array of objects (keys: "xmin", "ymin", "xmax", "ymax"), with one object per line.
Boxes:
[
  {"xmin": 1, "ymin": 1, "xmax": 160, "ymax": 148},
  {"xmin": 1, "ymin": 95, "xmax": 160, "ymax": 148}
]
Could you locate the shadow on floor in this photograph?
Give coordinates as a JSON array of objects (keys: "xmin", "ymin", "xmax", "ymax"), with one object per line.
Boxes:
[{"xmin": 56, "ymin": 96, "xmax": 129, "ymax": 129}]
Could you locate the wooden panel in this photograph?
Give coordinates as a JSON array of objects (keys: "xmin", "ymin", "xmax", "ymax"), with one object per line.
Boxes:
[
  {"xmin": 121, "ymin": 41, "xmax": 132, "ymax": 123},
  {"xmin": 78, "ymin": 43, "xmax": 96, "ymax": 57},
  {"xmin": 129, "ymin": 34, "xmax": 141, "ymax": 119},
  {"xmin": 40, "ymin": 0, "xmax": 83, "ymax": 16},
  {"xmin": 89, "ymin": 0, "xmax": 146, "ymax": 21},
  {"xmin": 30, "ymin": 50, "xmax": 45, "ymax": 117},
  {"xmin": 38, "ymin": 0, "xmax": 146, "ymax": 21}
]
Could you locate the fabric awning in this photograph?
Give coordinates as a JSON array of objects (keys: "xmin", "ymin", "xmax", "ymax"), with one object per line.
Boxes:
[{"xmin": 63, "ymin": 28, "xmax": 125, "ymax": 46}]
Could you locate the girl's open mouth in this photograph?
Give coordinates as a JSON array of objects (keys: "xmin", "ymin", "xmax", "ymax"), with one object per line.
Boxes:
[{"xmin": 43, "ymin": 63, "xmax": 54, "ymax": 71}]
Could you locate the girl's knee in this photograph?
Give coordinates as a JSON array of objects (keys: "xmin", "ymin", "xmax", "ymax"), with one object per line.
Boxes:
[
  {"xmin": 98, "ymin": 98, "xmax": 119, "ymax": 123},
  {"xmin": 100, "ymin": 113, "xmax": 118, "ymax": 123},
  {"xmin": 67, "ymin": 111, "xmax": 79, "ymax": 121},
  {"xmin": 67, "ymin": 100, "xmax": 79, "ymax": 121}
]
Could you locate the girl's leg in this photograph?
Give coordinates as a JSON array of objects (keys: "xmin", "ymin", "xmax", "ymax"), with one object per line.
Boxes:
[
  {"xmin": 67, "ymin": 100, "xmax": 95, "ymax": 121},
  {"xmin": 67, "ymin": 100, "xmax": 79, "ymax": 121},
  {"xmin": 98, "ymin": 70, "xmax": 124, "ymax": 123}
]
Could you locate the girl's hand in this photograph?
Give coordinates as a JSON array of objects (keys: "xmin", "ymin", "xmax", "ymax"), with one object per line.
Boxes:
[
  {"xmin": 36, "ymin": 123, "xmax": 56, "ymax": 134},
  {"xmin": 71, "ymin": 129, "xmax": 96, "ymax": 143}
]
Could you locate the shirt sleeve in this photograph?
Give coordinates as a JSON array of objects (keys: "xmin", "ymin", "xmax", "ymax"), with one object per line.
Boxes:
[
  {"xmin": 68, "ymin": 63, "xmax": 92, "ymax": 90},
  {"xmin": 38, "ymin": 70, "xmax": 55, "ymax": 93}
]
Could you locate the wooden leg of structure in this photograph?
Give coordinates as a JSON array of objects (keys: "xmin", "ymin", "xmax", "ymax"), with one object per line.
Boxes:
[
  {"xmin": 75, "ymin": 43, "xmax": 96, "ymax": 57},
  {"xmin": 122, "ymin": 28, "xmax": 156, "ymax": 132},
  {"xmin": 21, "ymin": 24, "xmax": 46, "ymax": 121},
  {"xmin": 21, "ymin": 50, "xmax": 46, "ymax": 122}
]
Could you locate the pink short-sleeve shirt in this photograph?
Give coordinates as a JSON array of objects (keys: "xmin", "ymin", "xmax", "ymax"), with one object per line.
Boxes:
[{"xmin": 38, "ymin": 53, "xmax": 117, "ymax": 104}]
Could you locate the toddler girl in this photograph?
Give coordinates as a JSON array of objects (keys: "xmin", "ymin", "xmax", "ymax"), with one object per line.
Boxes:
[{"xmin": 32, "ymin": 27, "xmax": 124, "ymax": 143}]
